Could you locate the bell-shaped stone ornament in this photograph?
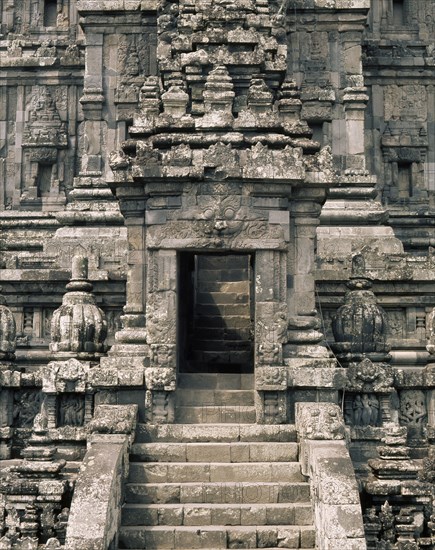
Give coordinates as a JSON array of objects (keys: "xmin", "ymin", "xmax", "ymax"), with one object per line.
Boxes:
[
  {"xmin": 332, "ymin": 255, "xmax": 390, "ymax": 362},
  {"xmin": 50, "ymin": 256, "xmax": 107, "ymax": 356}
]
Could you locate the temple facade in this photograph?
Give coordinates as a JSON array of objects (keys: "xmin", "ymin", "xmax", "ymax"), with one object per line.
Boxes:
[{"xmin": 0, "ymin": 0, "xmax": 434, "ymax": 548}]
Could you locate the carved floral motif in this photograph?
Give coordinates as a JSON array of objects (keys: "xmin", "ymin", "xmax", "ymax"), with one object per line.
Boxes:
[
  {"xmin": 346, "ymin": 358, "xmax": 394, "ymax": 393},
  {"xmin": 146, "ymin": 292, "xmax": 177, "ymax": 345}
]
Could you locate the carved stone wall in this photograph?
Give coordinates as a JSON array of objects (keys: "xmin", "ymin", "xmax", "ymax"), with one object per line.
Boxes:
[{"xmin": 1, "ymin": 0, "xmax": 435, "ymax": 547}]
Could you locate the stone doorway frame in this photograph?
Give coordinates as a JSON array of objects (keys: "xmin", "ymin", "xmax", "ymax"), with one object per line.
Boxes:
[{"xmin": 145, "ymin": 243, "xmax": 289, "ymax": 424}]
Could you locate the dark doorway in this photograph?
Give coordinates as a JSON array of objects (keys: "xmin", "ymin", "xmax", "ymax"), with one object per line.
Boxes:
[{"xmin": 178, "ymin": 252, "xmax": 254, "ymax": 374}]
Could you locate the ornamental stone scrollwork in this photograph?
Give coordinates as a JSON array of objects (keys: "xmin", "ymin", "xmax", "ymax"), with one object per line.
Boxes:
[
  {"xmin": 145, "ymin": 292, "xmax": 177, "ymax": 345},
  {"xmin": 256, "ymin": 343, "xmax": 282, "ymax": 366},
  {"xmin": 347, "ymin": 358, "xmax": 394, "ymax": 394},
  {"xmin": 150, "ymin": 344, "xmax": 176, "ymax": 369},
  {"xmin": 296, "ymin": 403, "xmax": 345, "ymax": 440},
  {"xmin": 255, "ymin": 366, "xmax": 288, "ymax": 390},
  {"xmin": 144, "ymin": 367, "xmax": 176, "ymax": 391},
  {"xmin": 42, "ymin": 358, "xmax": 90, "ymax": 394},
  {"xmin": 145, "ymin": 390, "xmax": 175, "ymax": 424},
  {"xmin": 384, "ymin": 85, "xmax": 427, "ymax": 122},
  {"xmin": 50, "ymin": 256, "xmax": 107, "ymax": 357},
  {"xmin": 262, "ymin": 391, "xmax": 288, "ymax": 425}
]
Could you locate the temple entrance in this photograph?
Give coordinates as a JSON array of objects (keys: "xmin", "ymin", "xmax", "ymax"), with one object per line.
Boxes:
[{"xmin": 178, "ymin": 252, "xmax": 254, "ymax": 374}]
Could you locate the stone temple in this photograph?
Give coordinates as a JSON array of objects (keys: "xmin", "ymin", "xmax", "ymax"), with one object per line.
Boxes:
[{"xmin": 0, "ymin": 0, "xmax": 434, "ymax": 547}]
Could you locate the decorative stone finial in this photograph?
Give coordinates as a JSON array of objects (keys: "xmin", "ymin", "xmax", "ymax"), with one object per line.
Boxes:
[
  {"xmin": 0, "ymin": 288, "xmax": 16, "ymax": 361},
  {"xmin": 50, "ymin": 256, "xmax": 107, "ymax": 356},
  {"xmin": 199, "ymin": 66, "xmax": 235, "ymax": 129},
  {"xmin": 247, "ymin": 78, "xmax": 273, "ymax": 114},
  {"xmin": 138, "ymin": 76, "xmax": 161, "ymax": 117},
  {"xmin": 332, "ymin": 254, "xmax": 390, "ymax": 362},
  {"xmin": 204, "ymin": 65, "xmax": 234, "ymax": 112},
  {"xmin": 161, "ymin": 85, "xmax": 189, "ymax": 117}
]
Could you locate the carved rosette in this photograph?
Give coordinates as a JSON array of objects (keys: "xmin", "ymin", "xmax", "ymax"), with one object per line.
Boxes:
[
  {"xmin": 0, "ymin": 293, "xmax": 16, "ymax": 361},
  {"xmin": 332, "ymin": 255, "xmax": 390, "ymax": 363},
  {"xmin": 50, "ymin": 257, "xmax": 107, "ymax": 357}
]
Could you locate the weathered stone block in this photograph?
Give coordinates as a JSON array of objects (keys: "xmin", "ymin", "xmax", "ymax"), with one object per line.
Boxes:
[
  {"xmin": 183, "ymin": 506, "xmax": 212, "ymax": 526},
  {"xmin": 227, "ymin": 528, "xmax": 257, "ymax": 549},
  {"xmin": 240, "ymin": 506, "xmax": 267, "ymax": 525},
  {"xmin": 174, "ymin": 527, "xmax": 226, "ymax": 548},
  {"xmin": 211, "ymin": 506, "xmax": 241, "ymax": 525}
]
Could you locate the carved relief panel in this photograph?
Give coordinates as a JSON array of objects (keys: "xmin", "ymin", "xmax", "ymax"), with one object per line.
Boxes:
[
  {"xmin": 382, "ymin": 85, "xmax": 428, "ymax": 204},
  {"xmin": 399, "ymin": 389, "xmax": 427, "ymax": 438},
  {"xmin": 13, "ymin": 390, "xmax": 42, "ymax": 428},
  {"xmin": 20, "ymin": 85, "xmax": 68, "ymax": 208}
]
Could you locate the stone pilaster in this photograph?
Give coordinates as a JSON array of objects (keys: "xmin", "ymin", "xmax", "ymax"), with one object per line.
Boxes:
[{"xmin": 106, "ymin": 197, "xmax": 148, "ymax": 361}]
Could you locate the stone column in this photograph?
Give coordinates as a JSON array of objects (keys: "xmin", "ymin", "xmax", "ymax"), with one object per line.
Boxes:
[
  {"xmin": 58, "ymin": 20, "xmax": 122, "ymax": 225},
  {"xmin": 254, "ymin": 250, "xmax": 288, "ymax": 424},
  {"xmin": 107, "ymin": 199, "xmax": 148, "ymax": 360},
  {"xmin": 143, "ymin": 249, "xmax": 177, "ymax": 423},
  {"xmin": 0, "ymin": 292, "xmax": 17, "ymax": 459},
  {"xmin": 343, "ymin": 81, "xmax": 369, "ymax": 174},
  {"xmin": 287, "ymin": 193, "xmax": 330, "ymax": 361},
  {"xmin": 288, "ymin": 197, "xmax": 321, "ymax": 318},
  {"xmin": 285, "ymin": 192, "xmax": 338, "ymax": 412}
]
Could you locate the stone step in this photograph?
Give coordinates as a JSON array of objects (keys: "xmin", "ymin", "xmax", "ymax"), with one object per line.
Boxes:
[
  {"xmin": 177, "ymin": 373, "xmax": 254, "ymax": 390},
  {"xmin": 130, "ymin": 442, "xmax": 299, "ymax": 463},
  {"xmin": 118, "ymin": 524, "xmax": 316, "ymax": 549},
  {"xmin": 175, "ymin": 389, "xmax": 255, "ymax": 407},
  {"xmin": 121, "ymin": 502, "xmax": 313, "ymax": 527},
  {"xmin": 136, "ymin": 424, "xmax": 297, "ymax": 443},
  {"xmin": 175, "ymin": 405, "xmax": 256, "ymax": 424},
  {"xmin": 128, "ymin": 462, "xmax": 306, "ymax": 484},
  {"xmin": 125, "ymin": 481, "xmax": 311, "ymax": 505}
]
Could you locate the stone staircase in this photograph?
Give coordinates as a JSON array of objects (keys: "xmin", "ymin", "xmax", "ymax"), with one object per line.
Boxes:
[
  {"xmin": 174, "ymin": 373, "xmax": 256, "ymax": 424},
  {"xmin": 118, "ymin": 375, "xmax": 315, "ymax": 549}
]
